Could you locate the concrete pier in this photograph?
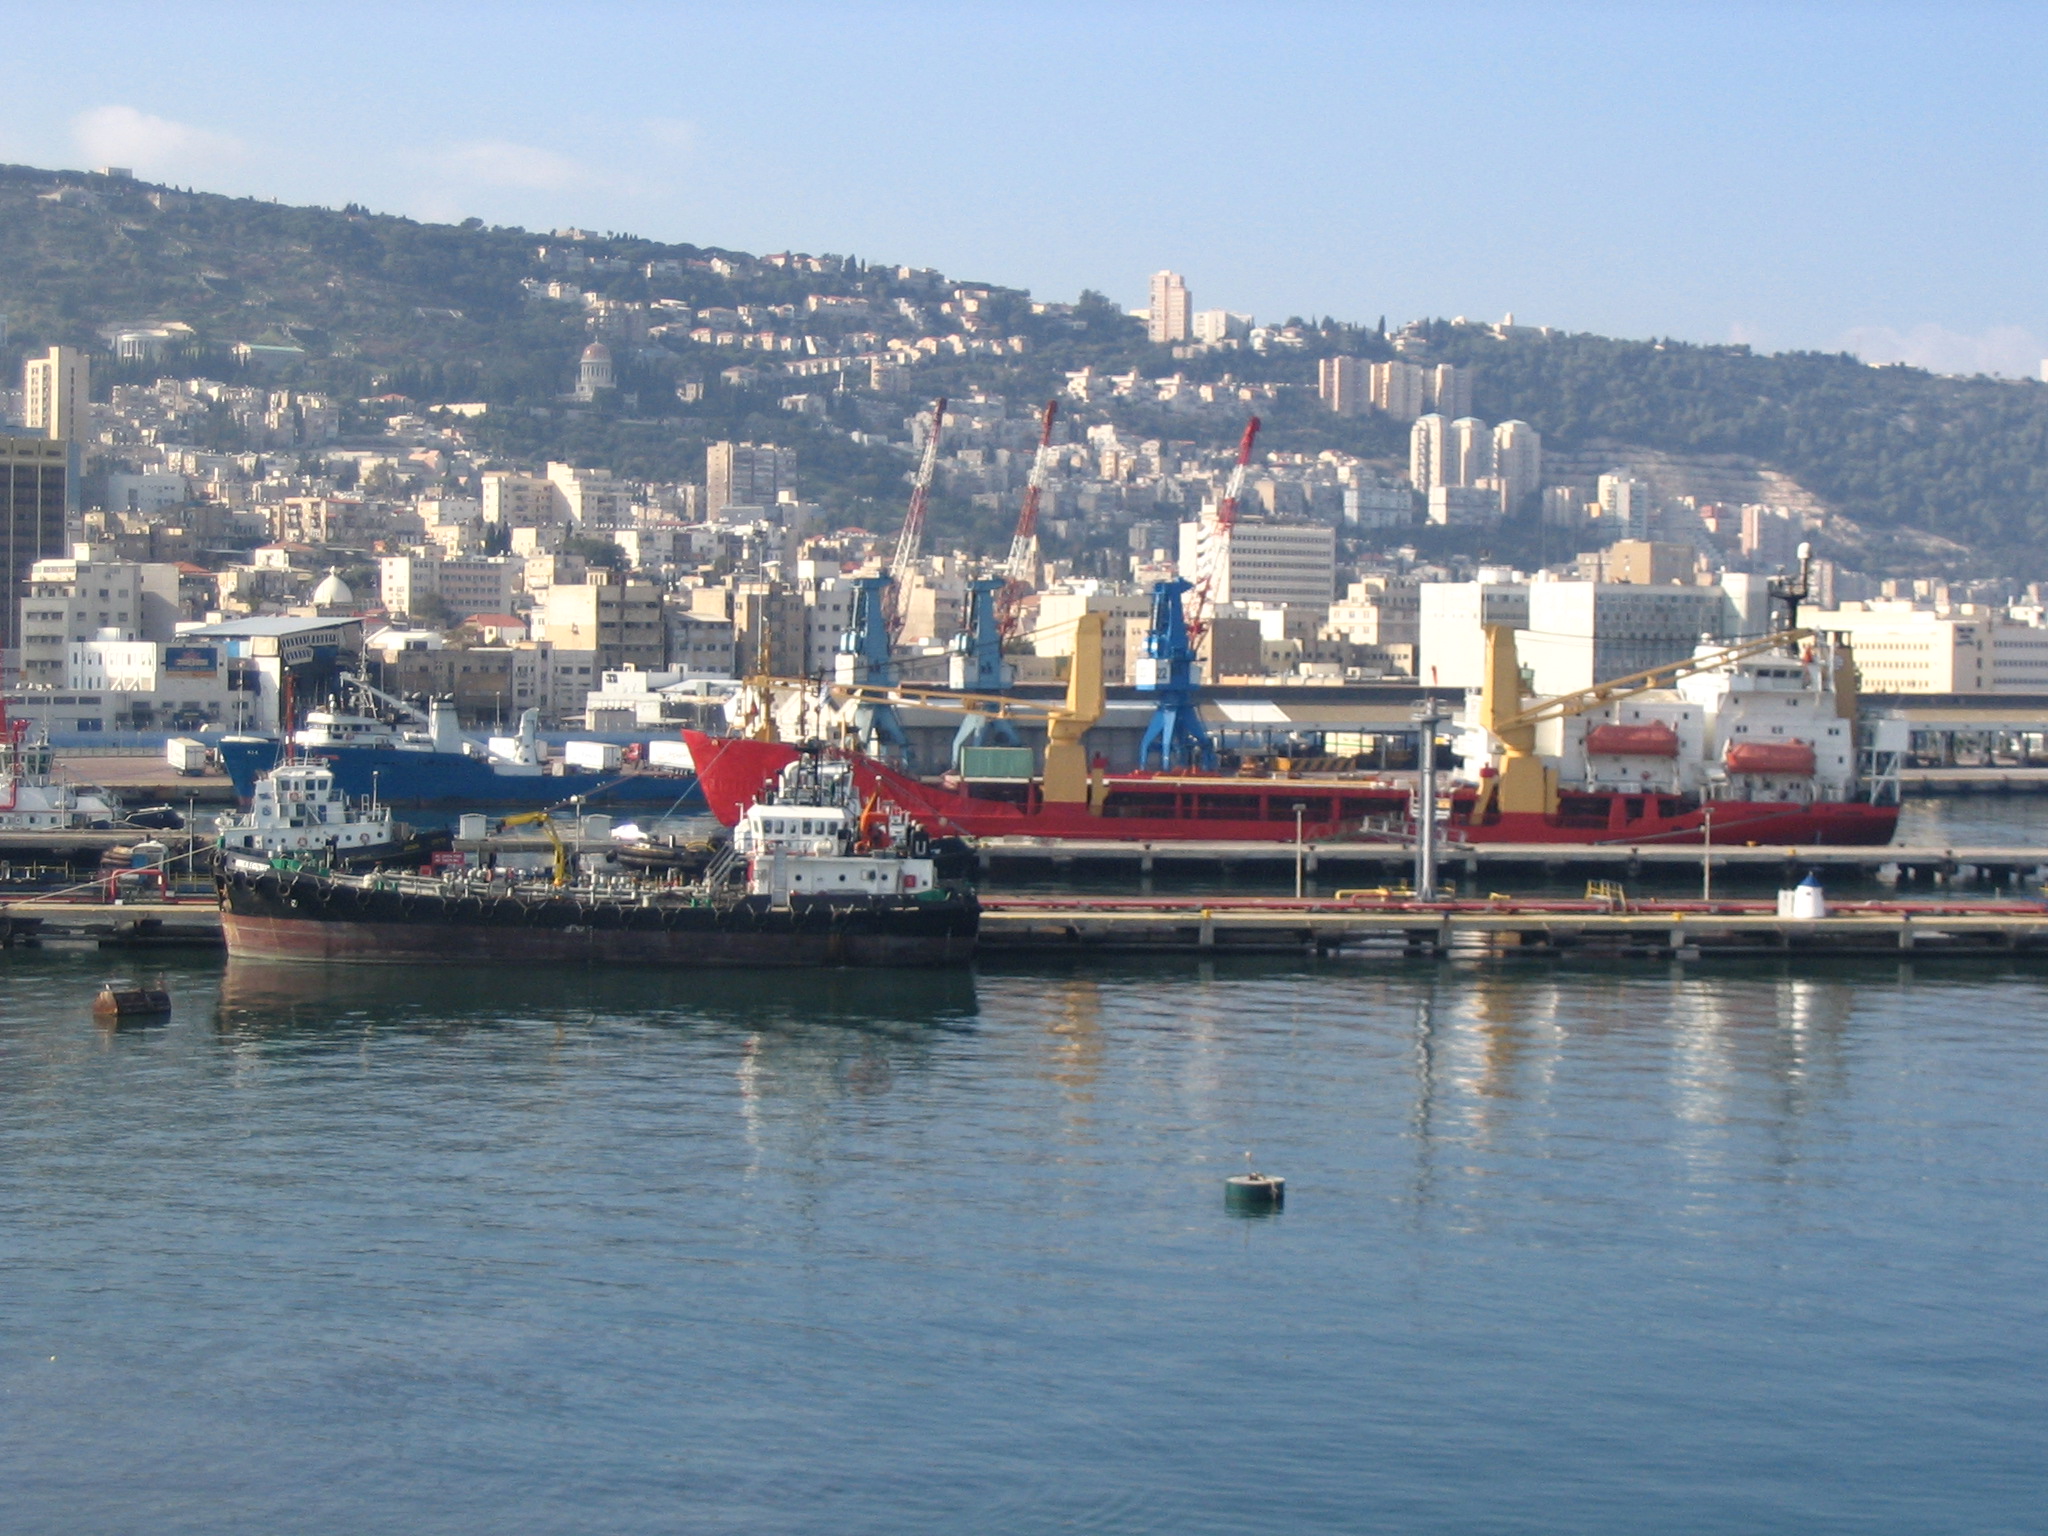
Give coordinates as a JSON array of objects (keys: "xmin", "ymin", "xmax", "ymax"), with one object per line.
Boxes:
[{"xmin": 11, "ymin": 893, "xmax": 2048, "ymax": 963}]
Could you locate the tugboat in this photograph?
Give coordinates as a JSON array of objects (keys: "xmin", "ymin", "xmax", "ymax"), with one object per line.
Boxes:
[
  {"xmin": 216, "ymin": 746, "xmax": 977, "ymax": 966},
  {"xmin": 0, "ymin": 703, "xmax": 122, "ymax": 830},
  {"xmin": 213, "ymin": 759, "xmax": 401, "ymax": 862}
]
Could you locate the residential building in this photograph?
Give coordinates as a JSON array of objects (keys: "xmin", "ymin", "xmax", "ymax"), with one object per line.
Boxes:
[
  {"xmin": 1596, "ymin": 472, "xmax": 1655, "ymax": 541},
  {"xmin": 1327, "ymin": 579, "xmax": 1421, "ymax": 649},
  {"xmin": 1409, "ymin": 414, "xmax": 1452, "ymax": 493},
  {"xmin": 1318, "ymin": 356, "xmax": 1367, "ymax": 416},
  {"xmin": 1427, "ymin": 486, "xmax": 1501, "ymax": 527},
  {"xmin": 546, "ymin": 461, "xmax": 630, "ymax": 526},
  {"xmin": 1147, "ymin": 271, "xmax": 1191, "ymax": 345},
  {"xmin": 1605, "ymin": 540, "xmax": 1697, "ymax": 586},
  {"xmin": 1370, "ymin": 360, "xmax": 1427, "ymax": 422},
  {"xmin": 706, "ymin": 441, "xmax": 795, "ymax": 517},
  {"xmin": 16, "ymin": 559, "xmax": 180, "ymax": 684},
  {"xmin": 1191, "ymin": 310, "xmax": 1251, "ymax": 345},
  {"xmin": 1492, "ymin": 420, "xmax": 1542, "ymax": 513},
  {"xmin": 540, "ymin": 577, "xmax": 665, "ymax": 672},
  {"xmin": 1425, "ymin": 363, "xmax": 1472, "ymax": 420},
  {"xmin": 1344, "ymin": 485, "xmax": 1415, "ymax": 530},
  {"xmin": 1, "ymin": 434, "xmax": 67, "ymax": 655},
  {"xmin": 1451, "ymin": 417, "xmax": 1494, "ymax": 486},
  {"xmin": 481, "ymin": 471, "xmax": 561, "ymax": 528},
  {"xmin": 23, "ymin": 347, "xmax": 89, "ymax": 442}
]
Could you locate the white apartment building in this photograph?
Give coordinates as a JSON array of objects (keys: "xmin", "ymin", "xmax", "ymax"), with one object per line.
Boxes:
[
  {"xmin": 23, "ymin": 347, "xmax": 89, "ymax": 442},
  {"xmin": 1177, "ymin": 518, "xmax": 1337, "ymax": 608},
  {"xmin": 1451, "ymin": 417, "xmax": 1494, "ymax": 486},
  {"xmin": 1410, "ymin": 414, "xmax": 1451, "ymax": 493},
  {"xmin": 546, "ymin": 461, "xmax": 630, "ymax": 526},
  {"xmin": 1192, "ymin": 310, "xmax": 1251, "ymax": 345},
  {"xmin": 1428, "ymin": 486, "xmax": 1501, "ymax": 527},
  {"xmin": 1370, "ymin": 360, "xmax": 1427, "ymax": 422},
  {"xmin": 16, "ymin": 559, "xmax": 181, "ymax": 684},
  {"xmin": 1597, "ymin": 472, "xmax": 1655, "ymax": 541},
  {"xmin": 1345, "ymin": 485, "xmax": 1415, "ymax": 529},
  {"xmin": 380, "ymin": 554, "xmax": 520, "ymax": 620},
  {"xmin": 481, "ymin": 471, "xmax": 561, "ymax": 527},
  {"xmin": 1493, "ymin": 420, "xmax": 1542, "ymax": 512},
  {"xmin": 1147, "ymin": 271, "xmax": 1191, "ymax": 345}
]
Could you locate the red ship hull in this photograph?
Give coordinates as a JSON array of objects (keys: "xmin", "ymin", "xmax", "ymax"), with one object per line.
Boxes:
[
  {"xmin": 680, "ymin": 733, "xmax": 1898, "ymax": 848},
  {"xmin": 1450, "ymin": 794, "xmax": 1898, "ymax": 847}
]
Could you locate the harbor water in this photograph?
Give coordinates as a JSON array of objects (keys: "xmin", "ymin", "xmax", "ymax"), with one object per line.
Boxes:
[{"xmin": 4, "ymin": 950, "xmax": 2046, "ymax": 1532}]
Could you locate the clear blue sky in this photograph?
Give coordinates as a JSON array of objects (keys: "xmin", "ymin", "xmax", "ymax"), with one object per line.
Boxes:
[{"xmin": 4, "ymin": 2, "xmax": 2042, "ymax": 374}]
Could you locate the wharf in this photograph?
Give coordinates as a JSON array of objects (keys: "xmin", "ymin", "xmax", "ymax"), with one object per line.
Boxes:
[
  {"xmin": 972, "ymin": 838, "xmax": 2048, "ymax": 885},
  {"xmin": 10, "ymin": 893, "xmax": 2048, "ymax": 963},
  {"xmin": 975, "ymin": 895, "xmax": 2048, "ymax": 958}
]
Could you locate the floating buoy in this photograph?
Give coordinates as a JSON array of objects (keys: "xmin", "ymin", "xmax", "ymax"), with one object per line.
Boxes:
[
  {"xmin": 1225, "ymin": 1173, "xmax": 1285, "ymax": 1212},
  {"xmin": 1225, "ymin": 1151, "xmax": 1285, "ymax": 1213}
]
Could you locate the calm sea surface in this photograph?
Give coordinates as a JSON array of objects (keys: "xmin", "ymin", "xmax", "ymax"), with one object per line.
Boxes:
[{"xmin": 4, "ymin": 948, "xmax": 2046, "ymax": 1534}]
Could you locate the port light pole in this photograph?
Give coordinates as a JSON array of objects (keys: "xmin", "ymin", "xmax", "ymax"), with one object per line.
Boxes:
[
  {"xmin": 1412, "ymin": 698, "xmax": 1450, "ymax": 903},
  {"xmin": 1293, "ymin": 801, "xmax": 1306, "ymax": 899}
]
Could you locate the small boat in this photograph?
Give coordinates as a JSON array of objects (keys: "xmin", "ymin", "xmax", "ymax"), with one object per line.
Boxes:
[{"xmin": 93, "ymin": 980, "xmax": 172, "ymax": 1019}]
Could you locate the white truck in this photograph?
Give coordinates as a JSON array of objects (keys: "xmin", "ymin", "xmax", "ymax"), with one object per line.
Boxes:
[{"xmin": 165, "ymin": 737, "xmax": 210, "ymax": 776}]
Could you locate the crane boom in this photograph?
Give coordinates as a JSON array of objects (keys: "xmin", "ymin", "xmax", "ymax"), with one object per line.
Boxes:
[
  {"xmin": 1497, "ymin": 627, "xmax": 1816, "ymax": 732},
  {"xmin": 1006, "ymin": 399, "xmax": 1059, "ymax": 583},
  {"xmin": 890, "ymin": 397, "xmax": 947, "ymax": 585},
  {"xmin": 1184, "ymin": 415, "xmax": 1260, "ymax": 642}
]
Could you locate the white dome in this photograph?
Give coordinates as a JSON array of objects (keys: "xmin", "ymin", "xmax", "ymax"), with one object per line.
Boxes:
[{"xmin": 312, "ymin": 567, "xmax": 354, "ymax": 606}]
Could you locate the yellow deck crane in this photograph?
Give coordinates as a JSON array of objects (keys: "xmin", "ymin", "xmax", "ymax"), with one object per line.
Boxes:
[
  {"xmin": 751, "ymin": 612, "xmax": 1109, "ymax": 809},
  {"xmin": 499, "ymin": 809, "xmax": 571, "ymax": 887},
  {"xmin": 1471, "ymin": 622, "xmax": 1838, "ymax": 821}
]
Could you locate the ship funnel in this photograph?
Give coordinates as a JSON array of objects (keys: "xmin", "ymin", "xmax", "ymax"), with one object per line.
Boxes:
[{"xmin": 428, "ymin": 697, "xmax": 462, "ymax": 753}]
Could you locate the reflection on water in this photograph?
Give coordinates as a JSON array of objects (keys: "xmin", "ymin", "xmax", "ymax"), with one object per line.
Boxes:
[{"xmin": 4, "ymin": 951, "xmax": 2047, "ymax": 1535}]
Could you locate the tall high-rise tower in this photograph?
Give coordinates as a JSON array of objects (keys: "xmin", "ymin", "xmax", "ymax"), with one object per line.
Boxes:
[
  {"xmin": 1, "ymin": 435, "xmax": 68, "ymax": 654},
  {"xmin": 1409, "ymin": 414, "xmax": 1452, "ymax": 494},
  {"xmin": 23, "ymin": 346, "xmax": 89, "ymax": 442},
  {"xmin": 1492, "ymin": 420, "xmax": 1543, "ymax": 513},
  {"xmin": 1147, "ymin": 271, "xmax": 1191, "ymax": 345}
]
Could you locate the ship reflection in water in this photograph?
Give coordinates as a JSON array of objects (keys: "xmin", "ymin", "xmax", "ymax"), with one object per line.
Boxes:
[{"xmin": 6, "ymin": 952, "xmax": 2043, "ymax": 1534}]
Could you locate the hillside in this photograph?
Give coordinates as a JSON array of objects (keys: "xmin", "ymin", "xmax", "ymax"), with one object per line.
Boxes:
[{"xmin": 4, "ymin": 161, "xmax": 2046, "ymax": 576}]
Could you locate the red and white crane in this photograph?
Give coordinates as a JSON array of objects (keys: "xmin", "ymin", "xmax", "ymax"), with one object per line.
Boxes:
[
  {"xmin": 885, "ymin": 396, "xmax": 947, "ymax": 638},
  {"xmin": 1183, "ymin": 414, "xmax": 1261, "ymax": 643},
  {"xmin": 997, "ymin": 398, "xmax": 1060, "ymax": 637}
]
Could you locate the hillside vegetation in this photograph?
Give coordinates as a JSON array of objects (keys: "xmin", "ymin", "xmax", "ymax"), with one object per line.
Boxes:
[{"xmin": 3, "ymin": 162, "xmax": 2045, "ymax": 575}]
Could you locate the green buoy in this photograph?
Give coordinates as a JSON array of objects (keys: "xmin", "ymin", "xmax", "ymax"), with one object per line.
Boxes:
[{"xmin": 1225, "ymin": 1152, "xmax": 1285, "ymax": 1213}]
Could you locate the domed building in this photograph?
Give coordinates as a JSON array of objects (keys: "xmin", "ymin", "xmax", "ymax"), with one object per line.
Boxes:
[
  {"xmin": 575, "ymin": 341, "xmax": 616, "ymax": 402},
  {"xmin": 310, "ymin": 566, "xmax": 358, "ymax": 616}
]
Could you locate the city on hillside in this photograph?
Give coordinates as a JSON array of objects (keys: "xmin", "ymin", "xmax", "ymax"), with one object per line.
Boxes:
[{"xmin": 5, "ymin": 165, "xmax": 2048, "ymax": 752}]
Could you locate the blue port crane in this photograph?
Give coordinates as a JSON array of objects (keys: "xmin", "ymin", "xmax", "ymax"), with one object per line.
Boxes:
[
  {"xmin": 1135, "ymin": 577, "xmax": 1216, "ymax": 770},
  {"xmin": 836, "ymin": 574, "xmax": 910, "ymax": 761},
  {"xmin": 949, "ymin": 576, "xmax": 1021, "ymax": 767},
  {"xmin": 1137, "ymin": 416, "xmax": 1260, "ymax": 771}
]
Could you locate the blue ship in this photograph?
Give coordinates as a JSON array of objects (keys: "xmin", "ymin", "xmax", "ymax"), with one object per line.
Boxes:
[{"xmin": 220, "ymin": 701, "xmax": 704, "ymax": 814}]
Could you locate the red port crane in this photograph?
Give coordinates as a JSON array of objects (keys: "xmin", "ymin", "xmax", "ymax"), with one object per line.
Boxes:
[
  {"xmin": 996, "ymin": 398, "xmax": 1060, "ymax": 638},
  {"xmin": 884, "ymin": 396, "xmax": 947, "ymax": 638},
  {"xmin": 1183, "ymin": 414, "xmax": 1261, "ymax": 643}
]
